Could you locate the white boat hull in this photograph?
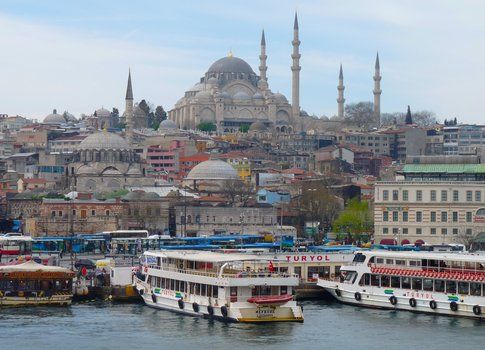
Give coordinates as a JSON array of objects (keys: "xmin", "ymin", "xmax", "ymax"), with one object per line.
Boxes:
[
  {"xmin": 0, "ymin": 294, "xmax": 73, "ymax": 307},
  {"xmin": 318, "ymin": 279, "xmax": 485, "ymax": 319}
]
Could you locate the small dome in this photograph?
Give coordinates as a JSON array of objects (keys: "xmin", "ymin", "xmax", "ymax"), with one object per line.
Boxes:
[
  {"xmin": 188, "ymin": 83, "xmax": 205, "ymax": 92},
  {"xmin": 249, "ymin": 121, "xmax": 268, "ymax": 132},
  {"xmin": 64, "ymin": 112, "xmax": 77, "ymax": 122},
  {"xmin": 273, "ymin": 93, "xmax": 288, "ymax": 103},
  {"xmin": 77, "ymin": 165, "xmax": 97, "ymax": 175},
  {"xmin": 44, "ymin": 109, "xmax": 66, "ymax": 124},
  {"xmin": 159, "ymin": 119, "xmax": 177, "ymax": 130},
  {"xmin": 186, "ymin": 159, "xmax": 238, "ymax": 181},
  {"xmin": 96, "ymin": 108, "xmax": 111, "ymax": 118},
  {"xmin": 126, "ymin": 165, "xmax": 142, "ymax": 175},
  {"xmin": 207, "ymin": 77, "xmax": 219, "ymax": 85},
  {"xmin": 253, "ymin": 92, "xmax": 264, "ymax": 100},
  {"xmin": 102, "ymin": 167, "xmax": 123, "ymax": 176},
  {"xmin": 195, "ymin": 90, "xmax": 213, "ymax": 100},
  {"xmin": 207, "ymin": 56, "xmax": 255, "ymax": 75},
  {"xmin": 233, "ymin": 91, "xmax": 251, "ymax": 100},
  {"xmin": 79, "ymin": 132, "xmax": 130, "ymax": 150}
]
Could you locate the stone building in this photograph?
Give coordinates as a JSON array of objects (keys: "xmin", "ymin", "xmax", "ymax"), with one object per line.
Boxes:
[{"xmin": 121, "ymin": 190, "xmax": 169, "ymax": 232}]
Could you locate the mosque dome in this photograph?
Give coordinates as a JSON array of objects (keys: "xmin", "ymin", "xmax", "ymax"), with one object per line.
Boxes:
[
  {"xmin": 249, "ymin": 121, "xmax": 268, "ymax": 132},
  {"xmin": 96, "ymin": 108, "xmax": 111, "ymax": 118},
  {"xmin": 188, "ymin": 83, "xmax": 205, "ymax": 92},
  {"xmin": 64, "ymin": 112, "xmax": 77, "ymax": 122},
  {"xmin": 207, "ymin": 56, "xmax": 255, "ymax": 75},
  {"xmin": 233, "ymin": 91, "xmax": 251, "ymax": 100},
  {"xmin": 195, "ymin": 90, "xmax": 213, "ymax": 100},
  {"xmin": 207, "ymin": 77, "xmax": 219, "ymax": 85},
  {"xmin": 273, "ymin": 93, "xmax": 288, "ymax": 103},
  {"xmin": 44, "ymin": 109, "xmax": 66, "ymax": 124},
  {"xmin": 253, "ymin": 92, "xmax": 264, "ymax": 100},
  {"xmin": 79, "ymin": 132, "xmax": 130, "ymax": 150},
  {"xmin": 186, "ymin": 160, "xmax": 238, "ymax": 181},
  {"xmin": 159, "ymin": 119, "xmax": 177, "ymax": 130}
]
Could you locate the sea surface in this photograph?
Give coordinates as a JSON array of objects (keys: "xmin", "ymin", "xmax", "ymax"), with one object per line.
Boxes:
[{"xmin": 1, "ymin": 299, "xmax": 483, "ymax": 350}]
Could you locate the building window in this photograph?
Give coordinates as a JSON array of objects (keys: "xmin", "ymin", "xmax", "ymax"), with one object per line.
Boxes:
[
  {"xmin": 91, "ymin": 210, "xmax": 96, "ymax": 216},
  {"xmin": 403, "ymin": 190, "xmax": 408, "ymax": 201},
  {"xmin": 441, "ymin": 228, "xmax": 447, "ymax": 235},
  {"xmin": 403, "ymin": 211, "xmax": 408, "ymax": 222},
  {"xmin": 416, "ymin": 228, "xmax": 422, "ymax": 235},
  {"xmin": 416, "ymin": 211, "xmax": 422, "ymax": 222},
  {"xmin": 453, "ymin": 190, "xmax": 459, "ymax": 202},
  {"xmin": 431, "ymin": 228, "xmax": 436, "ymax": 235},
  {"xmin": 392, "ymin": 190, "xmax": 399, "ymax": 201},
  {"xmin": 476, "ymin": 191, "xmax": 481, "ymax": 202},
  {"xmin": 392, "ymin": 228, "xmax": 399, "ymax": 234},
  {"xmin": 106, "ymin": 210, "xmax": 110, "ymax": 216},
  {"xmin": 452, "ymin": 228, "xmax": 458, "ymax": 235},
  {"xmin": 383, "ymin": 190, "xmax": 389, "ymax": 201},
  {"xmin": 431, "ymin": 211, "xmax": 436, "ymax": 222},
  {"xmin": 416, "ymin": 190, "xmax": 422, "ymax": 201},
  {"xmin": 402, "ymin": 228, "xmax": 408, "ymax": 235},
  {"xmin": 466, "ymin": 211, "xmax": 472, "ymax": 223},
  {"xmin": 430, "ymin": 190, "xmax": 436, "ymax": 201},
  {"xmin": 383, "ymin": 211, "xmax": 389, "ymax": 222},
  {"xmin": 51, "ymin": 211, "xmax": 56, "ymax": 218},
  {"xmin": 466, "ymin": 191, "xmax": 472, "ymax": 202},
  {"xmin": 72, "ymin": 209, "xmax": 76, "ymax": 216},
  {"xmin": 452, "ymin": 211, "xmax": 458, "ymax": 222},
  {"xmin": 441, "ymin": 190, "xmax": 447, "ymax": 202},
  {"xmin": 147, "ymin": 208, "xmax": 152, "ymax": 216},
  {"xmin": 383, "ymin": 228, "xmax": 389, "ymax": 234},
  {"xmin": 441, "ymin": 212, "xmax": 447, "ymax": 222},
  {"xmin": 466, "ymin": 228, "xmax": 472, "ymax": 235},
  {"xmin": 392, "ymin": 211, "xmax": 398, "ymax": 222}
]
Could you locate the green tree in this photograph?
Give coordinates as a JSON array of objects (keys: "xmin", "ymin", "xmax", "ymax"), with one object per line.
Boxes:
[
  {"xmin": 332, "ymin": 198, "xmax": 373, "ymax": 242},
  {"xmin": 239, "ymin": 124, "xmax": 250, "ymax": 133},
  {"xmin": 197, "ymin": 122, "xmax": 216, "ymax": 132}
]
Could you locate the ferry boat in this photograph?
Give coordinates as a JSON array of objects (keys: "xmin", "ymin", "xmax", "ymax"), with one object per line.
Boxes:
[
  {"xmin": 318, "ymin": 250, "xmax": 485, "ymax": 319},
  {"xmin": 134, "ymin": 250, "xmax": 304, "ymax": 322},
  {"xmin": 0, "ymin": 260, "xmax": 74, "ymax": 307}
]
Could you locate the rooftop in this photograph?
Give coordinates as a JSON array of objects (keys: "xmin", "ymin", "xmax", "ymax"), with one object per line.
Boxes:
[
  {"xmin": 401, "ymin": 164, "xmax": 485, "ymax": 174},
  {"xmin": 144, "ymin": 250, "xmax": 267, "ymax": 263}
]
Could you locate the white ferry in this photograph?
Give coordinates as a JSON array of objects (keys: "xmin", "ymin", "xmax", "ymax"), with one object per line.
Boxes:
[
  {"xmin": 318, "ymin": 250, "xmax": 485, "ymax": 319},
  {"xmin": 134, "ymin": 250, "xmax": 304, "ymax": 322}
]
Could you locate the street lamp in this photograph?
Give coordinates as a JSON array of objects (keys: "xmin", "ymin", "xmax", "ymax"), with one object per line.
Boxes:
[{"xmin": 307, "ymin": 188, "xmax": 317, "ymax": 237}]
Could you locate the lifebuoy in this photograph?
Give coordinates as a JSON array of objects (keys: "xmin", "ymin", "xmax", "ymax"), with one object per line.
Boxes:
[
  {"xmin": 473, "ymin": 305, "xmax": 481, "ymax": 316},
  {"xmin": 221, "ymin": 305, "xmax": 228, "ymax": 317},
  {"xmin": 151, "ymin": 294, "xmax": 157, "ymax": 303},
  {"xmin": 178, "ymin": 298, "xmax": 184, "ymax": 310},
  {"xmin": 389, "ymin": 296, "xmax": 397, "ymax": 306},
  {"xmin": 409, "ymin": 298, "xmax": 417, "ymax": 308},
  {"xmin": 335, "ymin": 288, "xmax": 341, "ymax": 297},
  {"xmin": 192, "ymin": 302, "xmax": 199, "ymax": 313},
  {"xmin": 207, "ymin": 305, "xmax": 214, "ymax": 316},
  {"xmin": 450, "ymin": 301, "xmax": 458, "ymax": 312},
  {"xmin": 144, "ymin": 266, "xmax": 148, "ymax": 273},
  {"xmin": 354, "ymin": 292, "xmax": 362, "ymax": 301},
  {"xmin": 429, "ymin": 300, "xmax": 437, "ymax": 310}
]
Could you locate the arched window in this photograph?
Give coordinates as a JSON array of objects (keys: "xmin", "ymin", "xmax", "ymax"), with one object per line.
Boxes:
[{"xmin": 187, "ymin": 215, "xmax": 192, "ymax": 224}]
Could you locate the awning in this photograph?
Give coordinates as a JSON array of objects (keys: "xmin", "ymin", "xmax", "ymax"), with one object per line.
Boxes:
[
  {"xmin": 401, "ymin": 239, "xmax": 410, "ymax": 245},
  {"xmin": 415, "ymin": 239, "xmax": 425, "ymax": 246},
  {"xmin": 380, "ymin": 239, "xmax": 397, "ymax": 245}
]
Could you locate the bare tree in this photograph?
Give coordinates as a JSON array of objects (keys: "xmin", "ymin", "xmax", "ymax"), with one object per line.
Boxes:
[
  {"xmin": 219, "ymin": 179, "xmax": 255, "ymax": 205},
  {"xmin": 345, "ymin": 102, "xmax": 374, "ymax": 129},
  {"xmin": 381, "ymin": 110, "xmax": 438, "ymax": 127}
]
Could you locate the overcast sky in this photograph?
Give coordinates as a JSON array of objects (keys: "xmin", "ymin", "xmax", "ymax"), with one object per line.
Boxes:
[{"xmin": 1, "ymin": 0, "xmax": 484, "ymax": 124}]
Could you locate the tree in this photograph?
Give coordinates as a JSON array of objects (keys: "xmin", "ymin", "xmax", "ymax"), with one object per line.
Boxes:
[
  {"xmin": 239, "ymin": 124, "xmax": 250, "ymax": 133},
  {"xmin": 197, "ymin": 122, "xmax": 216, "ymax": 132},
  {"xmin": 152, "ymin": 106, "xmax": 167, "ymax": 130},
  {"xmin": 332, "ymin": 198, "xmax": 373, "ymax": 242},
  {"xmin": 381, "ymin": 110, "xmax": 438, "ymax": 127},
  {"xmin": 138, "ymin": 99, "xmax": 151, "ymax": 116},
  {"xmin": 344, "ymin": 102, "xmax": 374, "ymax": 129},
  {"xmin": 219, "ymin": 179, "xmax": 254, "ymax": 205}
]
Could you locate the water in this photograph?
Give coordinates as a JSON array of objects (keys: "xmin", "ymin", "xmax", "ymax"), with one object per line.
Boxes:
[{"xmin": 1, "ymin": 300, "xmax": 483, "ymax": 350}]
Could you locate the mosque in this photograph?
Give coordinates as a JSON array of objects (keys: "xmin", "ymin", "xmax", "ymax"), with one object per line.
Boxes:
[{"xmin": 167, "ymin": 13, "xmax": 382, "ymax": 134}]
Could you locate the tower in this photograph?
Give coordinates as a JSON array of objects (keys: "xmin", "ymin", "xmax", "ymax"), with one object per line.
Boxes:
[
  {"xmin": 125, "ymin": 69, "xmax": 134, "ymax": 143},
  {"xmin": 258, "ymin": 30, "xmax": 269, "ymax": 91},
  {"xmin": 291, "ymin": 12, "xmax": 301, "ymax": 118},
  {"xmin": 337, "ymin": 64, "xmax": 345, "ymax": 119},
  {"xmin": 405, "ymin": 105, "xmax": 413, "ymax": 125},
  {"xmin": 373, "ymin": 52, "xmax": 382, "ymax": 126}
]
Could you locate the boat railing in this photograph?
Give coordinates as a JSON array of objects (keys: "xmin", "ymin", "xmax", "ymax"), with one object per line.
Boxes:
[
  {"xmin": 147, "ymin": 264, "xmax": 298, "ymax": 279},
  {"xmin": 369, "ymin": 263, "xmax": 485, "ymax": 275}
]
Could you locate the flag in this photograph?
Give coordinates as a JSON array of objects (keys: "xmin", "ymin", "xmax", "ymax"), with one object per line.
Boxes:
[{"xmin": 268, "ymin": 261, "xmax": 275, "ymax": 273}]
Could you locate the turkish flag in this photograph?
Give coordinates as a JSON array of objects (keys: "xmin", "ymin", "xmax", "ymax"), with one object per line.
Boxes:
[{"xmin": 268, "ymin": 261, "xmax": 275, "ymax": 273}]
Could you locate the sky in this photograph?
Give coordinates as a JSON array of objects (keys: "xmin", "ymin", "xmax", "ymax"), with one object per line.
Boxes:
[{"xmin": 1, "ymin": 0, "xmax": 485, "ymax": 124}]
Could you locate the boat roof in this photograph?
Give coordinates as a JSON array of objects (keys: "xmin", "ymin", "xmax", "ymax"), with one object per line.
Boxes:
[
  {"xmin": 0, "ymin": 236, "xmax": 33, "ymax": 242},
  {"xmin": 363, "ymin": 250, "xmax": 485, "ymax": 263},
  {"xmin": 0, "ymin": 260, "xmax": 73, "ymax": 273},
  {"xmin": 144, "ymin": 250, "xmax": 267, "ymax": 263}
]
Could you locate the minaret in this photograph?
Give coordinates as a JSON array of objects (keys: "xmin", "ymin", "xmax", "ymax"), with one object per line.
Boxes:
[
  {"xmin": 291, "ymin": 12, "xmax": 301, "ymax": 118},
  {"xmin": 373, "ymin": 52, "xmax": 382, "ymax": 126},
  {"xmin": 258, "ymin": 29, "xmax": 268, "ymax": 91},
  {"xmin": 337, "ymin": 64, "xmax": 345, "ymax": 119},
  {"xmin": 125, "ymin": 69, "xmax": 134, "ymax": 143}
]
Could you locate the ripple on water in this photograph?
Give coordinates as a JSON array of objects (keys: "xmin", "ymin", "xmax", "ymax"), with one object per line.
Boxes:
[{"xmin": 0, "ymin": 300, "xmax": 484, "ymax": 350}]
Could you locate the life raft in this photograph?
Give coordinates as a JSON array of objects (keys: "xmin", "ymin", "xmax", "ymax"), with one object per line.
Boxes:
[{"xmin": 246, "ymin": 295, "xmax": 293, "ymax": 305}]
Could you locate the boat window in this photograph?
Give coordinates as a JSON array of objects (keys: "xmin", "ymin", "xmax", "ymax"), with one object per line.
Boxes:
[
  {"xmin": 385, "ymin": 259, "xmax": 393, "ymax": 265},
  {"xmin": 376, "ymin": 258, "xmax": 384, "ymax": 264},
  {"xmin": 212, "ymin": 286, "xmax": 218, "ymax": 298},
  {"xmin": 380, "ymin": 275, "xmax": 390, "ymax": 288},
  {"xmin": 458, "ymin": 282, "xmax": 469, "ymax": 295},
  {"xmin": 344, "ymin": 271, "xmax": 358, "ymax": 284},
  {"xmin": 370, "ymin": 274, "xmax": 380, "ymax": 286},
  {"xmin": 434, "ymin": 280, "xmax": 445, "ymax": 293},
  {"xmin": 446, "ymin": 281, "xmax": 456, "ymax": 294},
  {"xmin": 391, "ymin": 276, "xmax": 401, "ymax": 288},
  {"xmin": 201, "ymin": 284, "xmax": 207, "ymax": 296},
  {"xmin": 395, "ymin": 260, "xmax": 406, "ymax": 266},
  {"xmin": 359, "ymin": 273, "xmax": 370, "ymax": 286},
  {"xmin": 281, "ymin": 286, "xmax": 288, "ymax": 295},
  {"xmin": 470, "ymin": 283, "xmax": 481, "ymax": 296},
  {"xmin": 353, "ymin": 253, "xmax": 366, "ymax": 263},
  {"xmin": 409, "ymin": 260, "xmax": 421, "ymax": 267},
  {"xmin": 412, "ymin": 278, "xmax": 422, "ymax": 290},
  {"xmin": 423, "ymin": 279, "xmax": 433, "ymax": 291},
  {"xmin": 402, "ymin": 277, "xmax": 411, "ymax": 289}
]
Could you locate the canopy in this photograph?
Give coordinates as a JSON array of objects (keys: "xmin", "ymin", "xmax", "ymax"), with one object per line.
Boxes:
[
  {"xmin": 401, "ymin": 239, "xmax": 410, "ymax": 245},
  {"xmin": 380, "ymin": 239, "xmax": 397, "ymax": 245},
  {"xmin": 415, "ymin": 239, "xmax": 425, "ymax": 246}
]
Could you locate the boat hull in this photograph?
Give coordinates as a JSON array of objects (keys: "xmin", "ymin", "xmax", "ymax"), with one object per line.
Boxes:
[
  {"xmin": 0, "ymin": 294, "xmax": 72, "ymax": 307},
  {"xmin": 318, "ymin": 279, "xmax": 485, "ymax": 319}
]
